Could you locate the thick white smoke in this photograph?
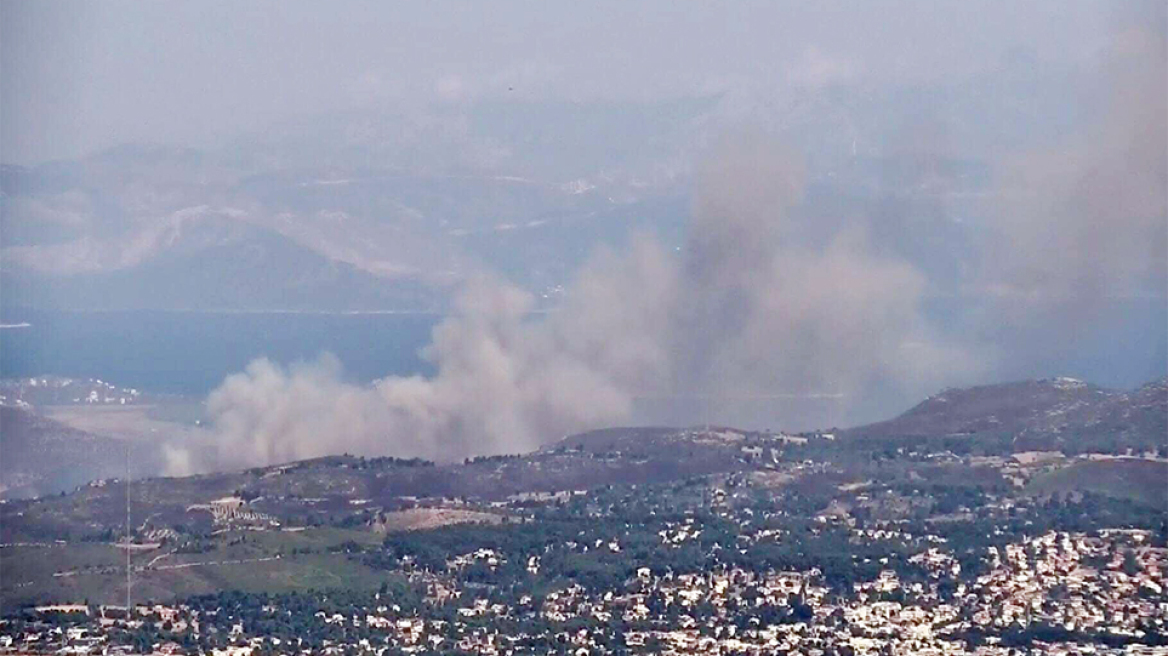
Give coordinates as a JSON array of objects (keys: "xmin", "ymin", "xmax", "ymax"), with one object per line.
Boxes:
[{"xmin": 174, "ymin": 129, "xmax": 974, "ymax": 473}]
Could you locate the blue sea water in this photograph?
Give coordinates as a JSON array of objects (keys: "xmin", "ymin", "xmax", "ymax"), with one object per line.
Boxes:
[
  {"xmin": 1, "ymin": 297, "xmax": 1164, "ymax": 410},
  {"xmin": 0, "ymin": 307, "xmax": 440, "ymax": 395}
]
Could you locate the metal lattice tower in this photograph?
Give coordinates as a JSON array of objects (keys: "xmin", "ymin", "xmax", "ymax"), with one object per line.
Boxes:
[{"xmin": 125, "ymin": 443, "xmax": 131, "ymax": 619}]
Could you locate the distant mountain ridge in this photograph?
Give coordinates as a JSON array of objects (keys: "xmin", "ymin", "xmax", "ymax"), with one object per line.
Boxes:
[
  {"xmin": 2, "ymin": 86, "xmax": 1025, "ymax": 312},
  {"xmin": 843, "ymin": 377, "xmax": 1167, "ymax": 452},
  {"xmin": 0, "ymin": 108, "xmax": 695, "ymax": 312}
]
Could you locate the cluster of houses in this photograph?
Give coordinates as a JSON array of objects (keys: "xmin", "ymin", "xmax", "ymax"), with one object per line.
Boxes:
[
  {"xmin": 965, "ymin": 530, "xmax": 1166, "ymax": 635},
  {"xmin": 4, "ymin": 528, "xmax": 1164, "ymax": 656}
]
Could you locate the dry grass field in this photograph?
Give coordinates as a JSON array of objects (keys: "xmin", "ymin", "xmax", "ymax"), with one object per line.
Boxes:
[{"xmin": 372, "ymin": 508, "xmax": 505, "ymax": 533}]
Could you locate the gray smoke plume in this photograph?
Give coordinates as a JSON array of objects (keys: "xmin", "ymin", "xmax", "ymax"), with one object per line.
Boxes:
[
  {"xmin": 985, "ymin": 2, "xmax": 1166, "ymax": 306},
  {"xmin": 964, "ymin": 2, "xmax": 1167, "ymax": 384},
  {"xmin": 186, "ymin": 4, "xmax": 1165, "ymax": 471},
  {"xmin": 176, "ymin": 128, "xmax": 974, "ymax": 473}
]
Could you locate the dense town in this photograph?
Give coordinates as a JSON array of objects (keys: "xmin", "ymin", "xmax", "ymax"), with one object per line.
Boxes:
[{"xmin": 5, "ymin": 468, "xmax": 1166, "ymax": 656}]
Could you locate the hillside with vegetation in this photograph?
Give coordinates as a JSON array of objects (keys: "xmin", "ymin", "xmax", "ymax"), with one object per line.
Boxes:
[
  {"xmin": 2, "ymin": 376, "xmax": 1165, "ymax": 654},
  {"xmin": 843, "ymin": 377, "xmax": 1168, "ymax": 454}
]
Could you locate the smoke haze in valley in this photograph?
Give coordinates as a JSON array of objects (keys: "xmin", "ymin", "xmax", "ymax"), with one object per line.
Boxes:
[
  {"xmin": 2, "ymin": 1, "xmax": 1164, "ymax": 471},
  {"xmin": 186, "ymin": 131, "xmax": 980, "ymax": 470}
]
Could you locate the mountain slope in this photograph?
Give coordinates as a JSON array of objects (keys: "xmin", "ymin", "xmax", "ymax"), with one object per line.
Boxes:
[
  {"xmin": 843, "ymin": 377, "xmax": 1167, "ymax": 452},
  {"xmin": 0, "ymin": 406, "xmax": 130, "ymax": 499},
  {"xmin": 1, "ymin": 210, "xmax": 441, "ymax": 311},
  {"xmin": 3, "ymin": 376, "xmax": 1164, "ymax": 539}
]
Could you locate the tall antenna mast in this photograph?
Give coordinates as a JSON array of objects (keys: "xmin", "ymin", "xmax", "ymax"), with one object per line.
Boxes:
[{"xmin": 125, "ymin": 442, "xmax": 131, "ymax": 619}]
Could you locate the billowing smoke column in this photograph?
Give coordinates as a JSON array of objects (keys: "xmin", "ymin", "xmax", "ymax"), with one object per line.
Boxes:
[
  {"xmin": 183, "ymin": 6, "xmax": 1164, "ymax": 472},
  {"xmin": 181, "ymin": 130, "xmax": 971, "ymax": 473},
  {"xmin": 664, "ymin": 134, "xmax": 970, "ymax": 425}
]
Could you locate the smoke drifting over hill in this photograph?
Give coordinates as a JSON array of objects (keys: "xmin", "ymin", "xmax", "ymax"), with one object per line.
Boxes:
[
  {"xmin": 180, "ymin": 132, "xmax": 970, "ymax": 471},
  {"xmin": 170, "ymin": 6, "xmax": 1163, "ymax": 473}
]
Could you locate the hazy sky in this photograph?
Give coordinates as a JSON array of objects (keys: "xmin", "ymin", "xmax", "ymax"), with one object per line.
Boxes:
[
  {"xmin": 2, "ymin": 1, "xmax": 1164, "ymax": 459},
  {"xmin": 2, "ymin": 0, "xmax": 1115, "ymax": 165}
]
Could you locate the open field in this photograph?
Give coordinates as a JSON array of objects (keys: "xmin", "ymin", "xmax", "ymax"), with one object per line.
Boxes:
[
  {"xmin": 0, "ymin": 527, "xmax": 390, "ymax": 609},
  {"xmin": 372, "ymin": 507, "xmax": 505, "ymax": 533}
]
